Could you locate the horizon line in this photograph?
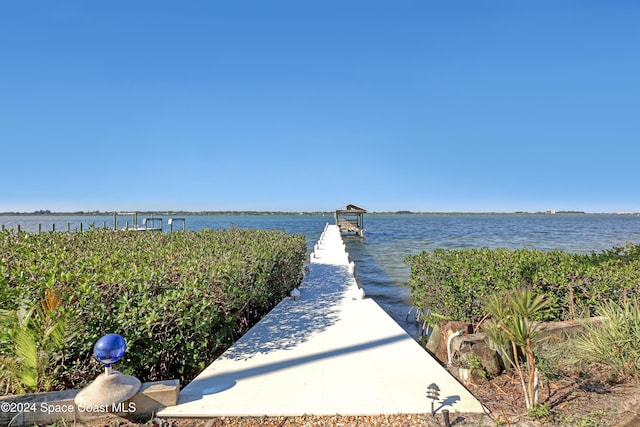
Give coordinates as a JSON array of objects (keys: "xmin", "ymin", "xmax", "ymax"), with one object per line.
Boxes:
[{"xmin": 1, "ymin": 210, "xmax": 638, "ymax": 216}]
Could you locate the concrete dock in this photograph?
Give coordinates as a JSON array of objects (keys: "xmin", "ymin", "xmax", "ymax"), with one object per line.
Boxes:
[{"xmin": 158, "ymin": 224, "xmax": 485, "ymax": 417}]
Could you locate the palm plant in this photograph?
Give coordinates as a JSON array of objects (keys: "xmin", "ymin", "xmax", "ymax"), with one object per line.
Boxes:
[
  {"xmin": 569, "ymin": 298, "xmax": 640, "ymax": 377},
  {"xmin": 484, "ymin": 288, "xmax": 552, "ymax": 410},
  {"xmin": 0, "ymin": 290, "xmax": 76, "ymax": 393}
]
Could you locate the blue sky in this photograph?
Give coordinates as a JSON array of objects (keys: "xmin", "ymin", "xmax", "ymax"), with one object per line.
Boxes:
[{"xmin": 1, "ymin": 1, "xmax": 638, "ymax": 213}]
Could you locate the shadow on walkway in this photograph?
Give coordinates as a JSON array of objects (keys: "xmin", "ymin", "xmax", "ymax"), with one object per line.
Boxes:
[
  {"xmin": 182, "ymin": 332, "xmax": 407, "ymax": 403},
  {"xmin": 219, "ymin": 263, "xmax": 354, "ymax": 360}
]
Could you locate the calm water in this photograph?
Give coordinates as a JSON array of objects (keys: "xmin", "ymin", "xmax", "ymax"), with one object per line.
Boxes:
[{"xmin": 4, "ymin": 213, "xmax": 640, "ymax": 338}]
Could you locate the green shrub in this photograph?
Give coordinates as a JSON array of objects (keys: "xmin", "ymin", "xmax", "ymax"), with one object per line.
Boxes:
[
  {"xmin": 405, "ymin": 243, "xmax": 640, "ymax": 324},
  {"xmin": 0, "ymin": 227, "xmax": 306, "ymax": 391}
]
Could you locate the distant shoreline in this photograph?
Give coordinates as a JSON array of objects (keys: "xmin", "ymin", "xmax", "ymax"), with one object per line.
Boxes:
[{"xmin": 1, "ymin": 210, "xmax": 637, "ymax": 216}]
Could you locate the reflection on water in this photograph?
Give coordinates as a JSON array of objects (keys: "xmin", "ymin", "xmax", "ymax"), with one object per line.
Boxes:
[
  {"xmin": 4, "ymin": 213, "xmax": 640, "ymax": 339},
  {"xmin": 342, "ymin": 234, "xmax": 420, "ymax": 337}
]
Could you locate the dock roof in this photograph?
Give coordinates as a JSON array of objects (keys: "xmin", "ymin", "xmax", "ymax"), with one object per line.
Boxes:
[{"xmin": 336, "ymin": 204, "xmax": 367, "ymax": 214}]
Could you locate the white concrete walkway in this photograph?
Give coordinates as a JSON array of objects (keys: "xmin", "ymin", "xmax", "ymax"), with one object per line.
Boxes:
[{"xmin": 158, "ymin": 224, "xmax": 485, "ymax": 417}]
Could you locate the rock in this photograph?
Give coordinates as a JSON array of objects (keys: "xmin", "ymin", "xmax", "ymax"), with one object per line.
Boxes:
[
  {"xmin": 451, "ymin": 333, "xmax": 502, "ymax": 378},
  {"xmin": 469, "ymin": 339, "xmax": 502, "ymax": 377}
]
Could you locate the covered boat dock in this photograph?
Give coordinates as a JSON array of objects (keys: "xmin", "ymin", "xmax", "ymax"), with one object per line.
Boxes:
[{"xmin": 335, "ymin": 204, "xmax": 366, "ymax": 237}]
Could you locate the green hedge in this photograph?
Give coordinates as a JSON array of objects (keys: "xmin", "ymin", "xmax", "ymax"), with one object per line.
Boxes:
[
  {"xmin": 0, "ymin": 227, "xmax": 306, "ymax": 390},
  {"xmin": 405, "ymin": 243, "xmax": 640, "ymax": 324}
]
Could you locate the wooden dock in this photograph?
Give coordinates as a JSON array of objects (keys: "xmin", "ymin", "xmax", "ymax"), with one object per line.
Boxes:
[{"xmin": 335, "ymin": 204, "xmax": 366, "ymax": 237}]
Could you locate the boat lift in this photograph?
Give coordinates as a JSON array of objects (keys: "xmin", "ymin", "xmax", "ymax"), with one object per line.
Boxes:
[
  {"xmin": 113, "ymin": 212, "xmax": 186, "ymax": 232},
  {"xmin": 113, "ymin": 212, "xmax": 163, "ymax": 232}
]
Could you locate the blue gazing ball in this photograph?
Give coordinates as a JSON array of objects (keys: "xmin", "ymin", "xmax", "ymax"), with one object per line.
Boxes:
[{"xmin": 93, "ymin": 333, "xmax": 126, "ymax": 366}]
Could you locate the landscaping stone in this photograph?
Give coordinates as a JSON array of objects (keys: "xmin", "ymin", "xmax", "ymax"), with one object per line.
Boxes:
[{"xmin": 0, "ymin": 379, "xmax": 179, "ymax": 426}]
